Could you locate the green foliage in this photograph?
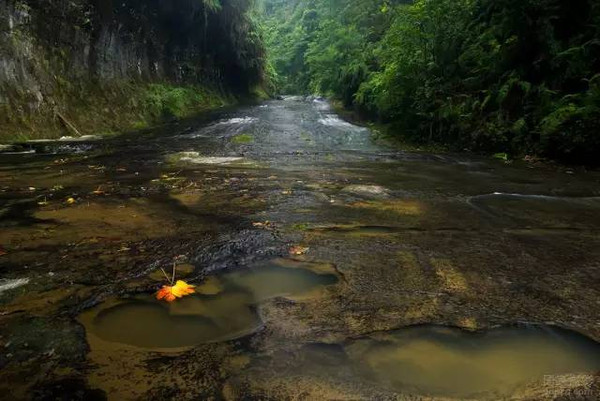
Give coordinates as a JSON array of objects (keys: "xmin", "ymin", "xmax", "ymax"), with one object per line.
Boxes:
[
  {"xmin": 258, "ymin": 0, "xmax": 600, "ymax": 164},
  {"xmin": 143, "ymin": 84, "xmax": 226, "ymax": 119},
  {"xmin": 231, "ymin": 133, "xmax": 255, "ymax": 143},
  {"xmin": 202, "ymin": 0, "xmax": 222, "ymax": 12}
]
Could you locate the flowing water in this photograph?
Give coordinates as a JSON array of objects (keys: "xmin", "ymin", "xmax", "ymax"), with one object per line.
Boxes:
[{"xmin": 1, "ymin": 97, "xmax": 600, "ymax": 399}]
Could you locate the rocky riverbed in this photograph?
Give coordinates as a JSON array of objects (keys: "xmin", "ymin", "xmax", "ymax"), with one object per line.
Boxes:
[{"xmin": 1, "ymin": 97, "xmax": 599, "ymax": 400}]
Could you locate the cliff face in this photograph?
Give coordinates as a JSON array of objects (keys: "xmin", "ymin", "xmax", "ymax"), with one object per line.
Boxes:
[{"xmin": 0, "ymin": 0, "xmax": 265, "ymax": 140}]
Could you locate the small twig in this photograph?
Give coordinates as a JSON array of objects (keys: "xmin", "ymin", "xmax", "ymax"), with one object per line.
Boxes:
[
  {"xmin": 55, "ymin": 110, "xmax": 83, "ymax": 137},
  {"xmin": 171, "ymin": 262, "xmax": 176, "ymax": 284},
  {"xmin": 159, "ymin": 267, "xmax": 172, "ymax": 285}
]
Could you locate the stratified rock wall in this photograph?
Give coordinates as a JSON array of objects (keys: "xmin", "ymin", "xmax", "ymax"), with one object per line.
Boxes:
[{"xmin": 0, "ymin": 0, "xmax": 264, "ymax": 139}]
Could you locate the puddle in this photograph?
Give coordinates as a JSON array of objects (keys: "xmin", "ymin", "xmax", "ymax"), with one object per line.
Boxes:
[
  {"xmin": 80, "ymin": 260, "xmax": 338, "ymax": 349},
  {"xmin": 343, "ymin": 325, "xmax": 600, "ymax": 398}
]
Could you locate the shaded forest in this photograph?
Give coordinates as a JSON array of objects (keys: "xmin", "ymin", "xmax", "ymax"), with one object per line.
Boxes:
[{"xmin": 257, "ymin": 0, "xmax": 600, "ymax": 163}]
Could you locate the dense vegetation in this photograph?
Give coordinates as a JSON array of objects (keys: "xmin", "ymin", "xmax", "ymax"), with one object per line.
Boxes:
[{"xmin": 257, "ymin": 0, "xmax": 600, "ymax": 163}]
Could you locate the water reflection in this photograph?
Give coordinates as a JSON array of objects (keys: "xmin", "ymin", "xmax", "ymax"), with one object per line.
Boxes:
[
  {"xmin": 81, "ymin": 261, "xmax": 338, "ymax": 349},
  {"xmin": 346, "ymin": 325, "xmax": 600, "ymax": 397}
]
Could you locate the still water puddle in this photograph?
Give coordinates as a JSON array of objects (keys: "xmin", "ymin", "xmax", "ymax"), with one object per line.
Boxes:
[
  {"xmin": 80, "ymin": 260, "xmax": 338, "ymax": 349},
  {"xmin": 342, "ymin": 325, "xmax": 600, "ymax": 397}
]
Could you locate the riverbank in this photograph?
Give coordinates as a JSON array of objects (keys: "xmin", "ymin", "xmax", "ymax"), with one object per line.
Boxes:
[
  {"xmin": 330, "ymin": 100, "xmax": 450, "ymax": 154},
  {"xmin": 330, "ymin": 99, "xmax": 599, "ymax": 174},
  {"xmin": 0, "ymin": 82, "xmax": 237, "ymax": 143}
]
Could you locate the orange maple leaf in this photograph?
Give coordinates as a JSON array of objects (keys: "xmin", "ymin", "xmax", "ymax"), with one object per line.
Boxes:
[{"xmin": 156, "ymin": 280, "xmax": 195, "ymax": 302}]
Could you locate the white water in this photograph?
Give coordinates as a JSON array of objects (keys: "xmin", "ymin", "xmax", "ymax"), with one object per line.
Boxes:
[{"xmin": 0, "ymin": 278, "xmax": 29, "ymax": 294}]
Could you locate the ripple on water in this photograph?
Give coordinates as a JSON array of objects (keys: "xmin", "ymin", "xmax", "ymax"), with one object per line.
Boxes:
[
  {"xmin": 179, "ymin": 117, "xmax": 258, "ymax": 138},
  {"xmin": 318, "ymin": 116, "xmax": 365, "ymax": 130},
  {"xmin": 466, "ymin": 192, "xmax": 600, "ymax": 227}
]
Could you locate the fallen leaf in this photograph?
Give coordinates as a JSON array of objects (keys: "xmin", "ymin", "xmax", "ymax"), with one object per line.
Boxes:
[
  {"xmin": 252, "ymin": 221, "xmax": 271, "ymax": 228},
  {"xmin": 289, "ymin": 246, "xmax": 309, "ymax": 256},
  {"xmin": 92, "ymin": 186, "xmax": 105, "ymax": 195},
  {"xmin": 0, "ymin": 247, "xmax": 7, "ymax": 256},
  {"xmin": 156, "ymin": 280, "xmax": 195, "ymax": 302},
  {"xmin": 66, "ymin": 197, "xmax": 76, "ymax": 204}
]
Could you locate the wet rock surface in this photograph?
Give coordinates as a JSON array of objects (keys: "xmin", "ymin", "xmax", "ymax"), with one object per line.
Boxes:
[{"xmin": 1, "ymin": 97, "xmax": 600, "ymax": 400}]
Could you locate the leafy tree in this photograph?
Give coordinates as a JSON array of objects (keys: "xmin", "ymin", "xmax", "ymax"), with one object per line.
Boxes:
[{"xmin": 257, "ymin": 0, "xmax": 600, "ymax": 163}]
